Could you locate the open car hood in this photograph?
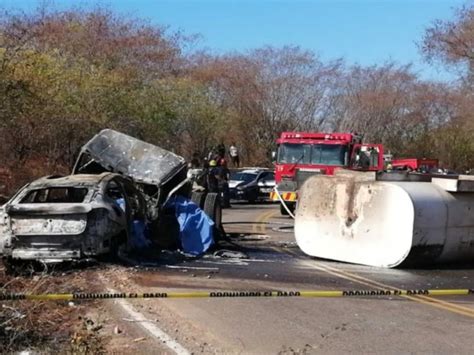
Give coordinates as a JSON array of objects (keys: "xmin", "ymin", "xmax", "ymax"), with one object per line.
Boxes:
[{"xmin": 73, "ymin": 129, "xmax": 186, "ymax": 187}]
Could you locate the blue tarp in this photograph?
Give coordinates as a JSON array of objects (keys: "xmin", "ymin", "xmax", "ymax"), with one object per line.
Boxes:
[
  {"xmin": 114, "ymin": 198, "xmax": 151, "ymax": 250},
  {"xmin": 130, "ymin": 219, "xmax": 151, "ymax": 249},
  {"xmin": 165, "ymin": 196, "xmax": 214, "ymax": 256}
]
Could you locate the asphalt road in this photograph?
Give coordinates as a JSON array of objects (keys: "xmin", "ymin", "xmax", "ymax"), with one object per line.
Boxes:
[{"xmin": 103, "ymin": 202, "xmax": 474, "ymax": 354}]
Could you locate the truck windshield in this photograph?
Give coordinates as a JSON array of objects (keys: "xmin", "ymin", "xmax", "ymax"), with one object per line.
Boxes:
[
  {"xmin": 311, "ymin": 144, "xmax": 348, "ymax": 166},
  {"xmin": 278, "ymin": 143, "xmax": 347, "ymax": 166},
  {"xmin": 277, "ymin": 144, "xmax": 312, "ymax": 164}
]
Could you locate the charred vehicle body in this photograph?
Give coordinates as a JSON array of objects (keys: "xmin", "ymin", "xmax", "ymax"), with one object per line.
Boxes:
[
  {"xmin": 0, "ymin": 173, "xmax": 146, "ymax": 262},
  {"xmin": 0, "ymin": 129, "xmax": 222, "ymax": 263},
  {"xmin": 73, "ymin": 129, "xmax": 189, "ymax": 217}
]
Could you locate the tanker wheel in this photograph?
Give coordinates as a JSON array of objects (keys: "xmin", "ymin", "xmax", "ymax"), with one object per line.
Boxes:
[
  {"xmin": 204, "ymin": 193, "xmax": 222, "ymax": 228},
  {"xmin": 280, "ymin": 201, "xmax": 295, "ymax": 216},
  {"xmin": 204, "ymin": 192, "xmax": 223, "ymax": 241},
  {"xmin": 191, "ymin": 191, "xmax": 206, "ymax": 209}
]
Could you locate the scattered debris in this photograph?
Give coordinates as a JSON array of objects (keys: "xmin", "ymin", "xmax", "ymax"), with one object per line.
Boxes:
[{"xmin": 213, "ymin": 249, "xmax": 248, "ymax": 259}]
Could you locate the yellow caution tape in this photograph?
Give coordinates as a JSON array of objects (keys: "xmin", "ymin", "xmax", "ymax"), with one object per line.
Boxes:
[{"xmin": 1, "ymin": 289, "xmax": 473, "ymax": 301}]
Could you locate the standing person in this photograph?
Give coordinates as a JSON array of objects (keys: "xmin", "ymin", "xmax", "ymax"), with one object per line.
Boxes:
[
  {"xmin": 190, "ymin": 152, "xmax": 200, "ymax": 168},
  {"xmin": 218, "ymin": 158, "xmax": 231, "ymax": 208},
  {"xmin": 207, "ymin": 148, "xmax": 214, "ymax": 162},
  {"xmin": 207, "ymin": 160, "xmax": 219, "ymax": 193},
  {"xmin": 229, "ymin": 142, "xmax": 240, "ymax": 168},
  {"xmin": 217, "ymin": 142, "xmax": 226, "ymax": 160}
]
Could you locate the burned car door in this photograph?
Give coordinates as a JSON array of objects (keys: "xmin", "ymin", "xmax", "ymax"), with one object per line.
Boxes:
[
  {"xmin": 118, "ymin": 178, "xmax": 147, "ymax": 222},
  {"xmin": 104, "ymin": 179, "xmax": 128, "ymax": 225}
]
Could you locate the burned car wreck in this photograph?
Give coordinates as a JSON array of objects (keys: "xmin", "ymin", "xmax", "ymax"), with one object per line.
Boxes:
[
  {"xmin": 0, "ymin": 173, "xmax": 146, "ymax": 261},
  {"xmin": 0, "ymin": 129, "xmax": 221, "ymax": 264}
]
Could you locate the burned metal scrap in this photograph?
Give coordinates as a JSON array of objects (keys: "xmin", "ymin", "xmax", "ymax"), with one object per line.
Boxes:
[{"xmin": 72, "ymin": 129, "xmax": 189, "ymax": 220}]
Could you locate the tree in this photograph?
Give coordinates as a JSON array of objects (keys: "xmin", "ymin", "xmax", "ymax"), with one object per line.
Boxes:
[
  {"xmin": 0, "ymin": 6, "xmax": 195, "ymax": 192},
  {"xmin": 190, "ymin": 46, "xmax": 342, "ymax": 165},
  {"xmin": 421, "ymin": 4, "xmax": 474, "ymax": 169},
  {"xmin": 421, "ymin": 5, "xmax": 474, "ymax": 82}
]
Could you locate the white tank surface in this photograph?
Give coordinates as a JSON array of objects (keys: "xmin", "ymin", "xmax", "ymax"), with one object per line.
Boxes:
[{"xmin": 294, "ymin": 170, "xmax": 474, "ymax": 268}]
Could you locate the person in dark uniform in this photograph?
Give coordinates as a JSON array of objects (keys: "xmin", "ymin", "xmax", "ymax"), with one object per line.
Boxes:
[
  {"xmin": 216, "ymin": 142, "xmax": 226, "ymax": 159},
  {"xmin": 218, "ymin": 158, "xmax": 231, "ymax": 208},
  {"xmin": 207, "ymin": 160, "xmax": 219, "ymax": 193}
]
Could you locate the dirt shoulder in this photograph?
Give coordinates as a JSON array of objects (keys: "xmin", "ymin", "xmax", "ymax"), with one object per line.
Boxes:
[
  {"xmin": 0, "ymin": 262, "xmax": 190, "ymax": 354},
  {"xmin": 0, "ymin": 262, "xmax": 109, "ymax": 353}
]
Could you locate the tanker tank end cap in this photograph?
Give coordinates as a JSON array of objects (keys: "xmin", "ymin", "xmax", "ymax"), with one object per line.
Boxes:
[
  {"xmin": 334, "ymin": 170, "xmax": 376, "ymax": 181},
  {"xmin": 432, "ymin": 176, "xmax": 474, "ymax": 193}
]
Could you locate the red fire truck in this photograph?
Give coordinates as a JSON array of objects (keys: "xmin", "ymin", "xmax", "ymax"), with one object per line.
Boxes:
[
  {"xmin": 391, "ymin": 158, "xmax": 439, "ymax": 172},
  {"xmin": 270, "ymin": 132, "xmax": 384, "ymax": 215}
]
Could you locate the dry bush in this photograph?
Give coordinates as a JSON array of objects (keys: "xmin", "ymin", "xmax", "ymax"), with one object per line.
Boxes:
[{"xmin": 0, "ymin": 264, "xmax": 105, "ymax": 353}]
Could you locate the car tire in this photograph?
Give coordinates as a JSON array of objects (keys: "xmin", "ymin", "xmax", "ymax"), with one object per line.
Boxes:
[
  {"xmin": 191, "ymin": 191, "xmax": 206, "ymax": 209},
  {"xmin": 107, "ymin": 231, "xmax": 126, "ymax": 262},
  {"xmin": 280, "ymin": 202, "xmax": 295, "ymax": 216},
  {"xmin": 108, "ymin": 236, "xmax": 120, "ymax": 261},
  {"xmin": 3, "ymin": 257, "xmax": 19, "ymax": 275},
  {"xmin": 247, "ymin": 190, "xmax": 258, "ymax": 204}
]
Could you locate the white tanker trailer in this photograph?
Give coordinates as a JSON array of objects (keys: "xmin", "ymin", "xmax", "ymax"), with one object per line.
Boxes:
[{"xmin": 295, "ymin": 170, "xmax": 474, "ymax": 268}]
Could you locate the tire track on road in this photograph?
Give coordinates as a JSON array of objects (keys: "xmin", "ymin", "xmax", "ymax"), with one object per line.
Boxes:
[{"xmin": 251, "ymin": 209, "xmax": 277, "ymax": 234}]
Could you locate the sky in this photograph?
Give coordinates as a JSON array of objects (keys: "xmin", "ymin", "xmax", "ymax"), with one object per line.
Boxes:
[{"xmin": 1, "ymin": 0, "xmax": 471, "ymax": 81}]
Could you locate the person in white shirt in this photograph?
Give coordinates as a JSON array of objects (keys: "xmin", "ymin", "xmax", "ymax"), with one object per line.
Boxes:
[{"xmin": 229, "ymin": 143, "xmax": 240, "ymax": 167}]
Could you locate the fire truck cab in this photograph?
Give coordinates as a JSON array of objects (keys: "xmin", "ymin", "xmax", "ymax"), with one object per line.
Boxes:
[{"xmin": 271, "ymin": 132, "xmax": 384, "ymax": 215}]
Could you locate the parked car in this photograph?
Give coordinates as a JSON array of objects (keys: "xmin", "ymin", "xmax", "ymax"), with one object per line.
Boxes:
[
  {"xmin": 0, "ymin": 173, "xmax": 146, "ymax": 263},
  {"xmin": 228, "ymin": 169, "xmax": 275, "ymax": 203}
]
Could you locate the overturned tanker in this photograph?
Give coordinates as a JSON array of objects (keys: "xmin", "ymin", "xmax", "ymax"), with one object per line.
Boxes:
[{"xmin": 295, "ymin": 170, "xmax": 474, "ymax": 268}]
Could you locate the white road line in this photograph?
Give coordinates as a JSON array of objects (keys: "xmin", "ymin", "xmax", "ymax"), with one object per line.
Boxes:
[
  {"xmin": 165, "ymin": 265, "xmax": 220, "ymax": 271},
  {"xmin": 108, "ymin": 288, "xmax": 190, "ymax": 355}
]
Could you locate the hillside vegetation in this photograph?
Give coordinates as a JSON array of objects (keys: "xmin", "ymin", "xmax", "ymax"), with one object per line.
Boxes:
[{"xmin": 0, "ymin": 5, "xmax": 473, "ymax": 194}]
